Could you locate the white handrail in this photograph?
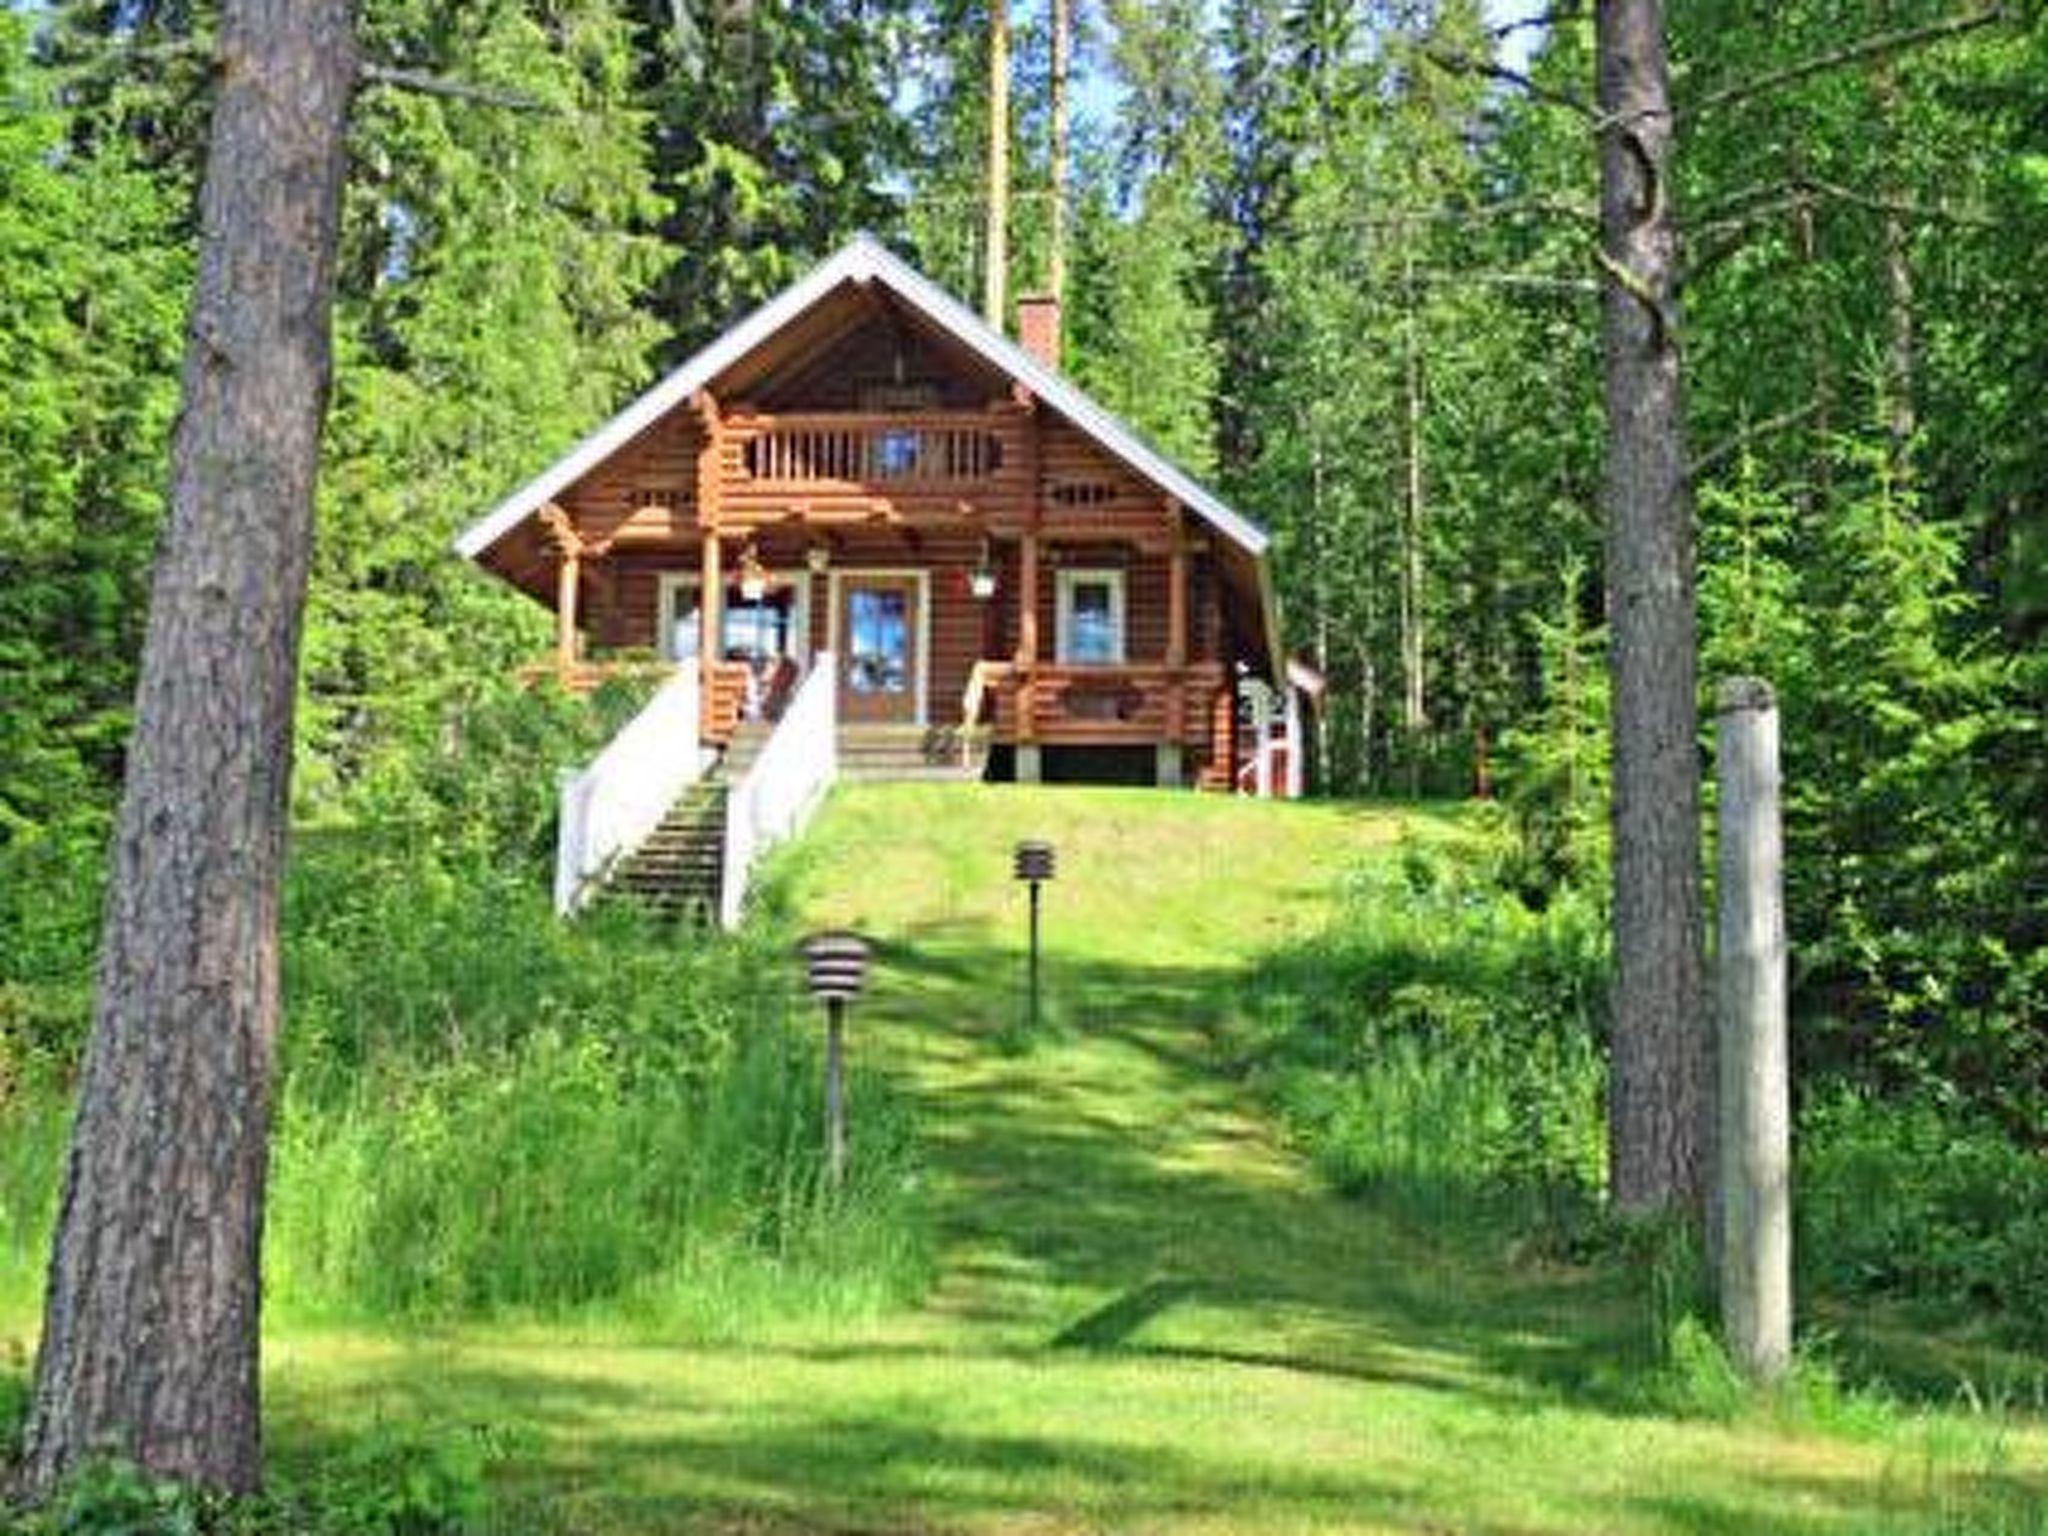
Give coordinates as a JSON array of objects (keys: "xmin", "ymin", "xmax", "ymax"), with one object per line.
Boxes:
[
  {"xmin": 719, "ymin": 653, "xmax": 838, "ymax": 928},
  {"xmin": 555, "ymin": 661, "xmax": 709, "ymax": 914}
]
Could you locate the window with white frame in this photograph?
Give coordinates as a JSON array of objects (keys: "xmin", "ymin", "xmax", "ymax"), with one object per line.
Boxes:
[
  {"xmin": 657, "ymin": 573, "xmax": 808, "ymax": 664},
  {"xmin": 1056, "ymin": 568, "xmax": 1125, "ymax": 664}
]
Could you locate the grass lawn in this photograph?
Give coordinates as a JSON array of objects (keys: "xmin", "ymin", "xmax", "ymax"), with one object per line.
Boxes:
[{"xmin": 16, "ymin": 786, "xmax": 2048, "ymax": 1531}]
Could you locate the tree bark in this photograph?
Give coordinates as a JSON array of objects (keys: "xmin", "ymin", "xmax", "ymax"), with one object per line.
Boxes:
[
  {"xmin": 1399, "ymin": 240, "xmax": 1428, "ymax": 743},
  {"xmin": 1595, "ymin": 0, "xmax": 1708, "ymax": 1219},
  {"xmin": 21, "ymin": 0, "xmax": 357, "ymax": 1496},
  {"xmin": 1873, "ymin": 42, "xmax": 1917, "ymax": 472},
  {"xmin": 984, "ymin": 0, "xmax": 1011, "ymax": 328},
  {"xmin": 1048, "ymin": 0, "xmax": 1071, "ymax": 308}
]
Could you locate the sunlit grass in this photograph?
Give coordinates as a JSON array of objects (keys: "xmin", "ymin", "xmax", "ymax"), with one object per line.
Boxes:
[{"xmin": 5, "ymin": 785, "xmax": 2045, "ymax": 1531}]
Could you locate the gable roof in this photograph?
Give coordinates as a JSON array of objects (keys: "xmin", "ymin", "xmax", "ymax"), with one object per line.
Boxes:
[{"xmin": 452, "ymin": 233, "xmax": 1271, "ymax": 564}]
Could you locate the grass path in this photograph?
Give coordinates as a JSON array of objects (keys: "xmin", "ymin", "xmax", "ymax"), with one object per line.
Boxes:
[{"xmin": 267, "ymin": 786, "xmax": 2044, "ymax": 1533}]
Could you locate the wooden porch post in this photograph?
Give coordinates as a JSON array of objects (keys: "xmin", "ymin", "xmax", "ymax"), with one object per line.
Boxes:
[
  {"xmin": 1018, "ymin": 532, "xmax": 1040, "ymax": 665},
  {"xmin": 556, "ymin": 547, "xmax": 580, "ymax": 677},
  {"xmin": 540, "ymin": 503, "xmax": 581, "ymax": 682},
  {"xmin": 1284, "ymin": 686, "xmax": 1304, "ymax": 799},
  {"xmin": 694, "ymin": 390, "xmax": 724, "ymax": 735},
  {"xmin": 1252, "ymin": 685, "xmax": 1275, "ymax": 799},
  {"xmin": 700, "ymin": 533, "xmax": 723, "ymax": 665},
  {"xmin": 1166, "ymin": 506, "xmax": 1188, "ymax": 669},
  {"xmin": 1166, "ymin": 501, "xmax": 1188, "ymax": 745}
]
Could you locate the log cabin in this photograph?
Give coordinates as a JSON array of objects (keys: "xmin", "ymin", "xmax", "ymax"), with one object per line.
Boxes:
[{"xmin": 454, "ymin": 235, "xmax": 1313, "ymax": 921}]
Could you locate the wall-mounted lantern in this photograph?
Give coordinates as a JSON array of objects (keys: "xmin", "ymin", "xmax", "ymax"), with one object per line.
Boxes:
[
  {"xmin": 738, "ymin": 542, "xmax": 770, "ymax": 603},
  {"xmin": 969, "ymin": 538, "xmax": 998, "ymax": 601},
  {"xmin": 1013, "ymin": 840, "xmax": 1055, "ymax": 1031},
  {"xmin": 800, "ymin": 929, "xmax": 871, "ymax": 1193},
  {"xmin": 806, "ymin": 543, "xmax": 831, "ymax": 575}
]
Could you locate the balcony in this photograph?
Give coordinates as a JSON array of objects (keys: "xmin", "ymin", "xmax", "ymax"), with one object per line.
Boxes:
[{"xmin": 719, "ymin": 410, "xmax": 1025, "ymax": 517}]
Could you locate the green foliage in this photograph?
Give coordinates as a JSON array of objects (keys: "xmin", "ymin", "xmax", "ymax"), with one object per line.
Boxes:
[
  {"xmin": 264, "ymin": 822, "xmax": 926, "ymax": 1330},
  {"xmin": 0, "ymin": 823, "xmax": 104, "ymax": 1098},
  {"xmin": 1, "ymin": 1426, "xmax": 495, "ymax": 1535},
  {"xmin": 1496, "ymin": 561, "xmax": 1610, "ymax": 899},
  {"xmin": 1229, "ymin": 2, "xmax": 1600, "ymax": 792},
  {"xmin": 0, "ymin": 12, "xmax": 186, "ymax": 844},
  {"xmin": 1800, "ymin": 1090, "xmax": 2048, "ymax": 1346},
  {"xmin": 277, "ymin": 1422, "xmax": 494, "ymax": 1536},
  {"xmin": 1656, "ymin": 1313, "xmax": 1754, "ymax": 1422},
  {"xmin": 304, "ymin": 0, "xmax": 661, "ymax": 825},
  {"xmin": 634, "ymin": 0, "xmax": 917, "ymax": 354},
  {"xmin": 0, "ymin": 699, "xmax": 929, "ymax": 1333},
  {"xmin": 6, "ymin": 1459, "xmax": 218, "ymax": 1536},
  {"xmin": 1065, "ymin": 2, "xmax": 1224, "ymax": 476},
  {"xmin": 1698, "ymin": 429, "xmax": 2045, "ymax": 1133},
  {"xmin": 1067, "ymin": 170, "xmax": 1221, "ymax": 474},
  {"xmin": 1239, "ymin": 833, "xmax": 1609, "ymax": 1233}
]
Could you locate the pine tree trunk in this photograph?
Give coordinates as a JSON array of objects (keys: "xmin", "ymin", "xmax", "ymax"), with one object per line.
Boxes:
[
  {"xmin": 1595, "ymin": 0, "xmax": 1708, "ymax": 1218},
  {"xmin": 1874, "ymin": 47, "xmax": 1917, "ymax": 470},
  {"xmin": 1788, "ymin": 135, "xmax": 1836, "ymax": 517},
  {"xmin": 1308, "ymin": 423, "xmax": 1335, "ymax": 791},
  {"xmin": 1400, "ymin": 244, "xmax": 1427, "ymax": 740},
  {"xmin": 984, "ymin": 0, "xmax": 1010, "ymax": 327},
  {"xmin": 21, "ymin": 0, "xmax": 357, "ymax": 1496},
  {"xmin": 1048, "ymin": 0, "xmax": 1071, "ymax": 307}
]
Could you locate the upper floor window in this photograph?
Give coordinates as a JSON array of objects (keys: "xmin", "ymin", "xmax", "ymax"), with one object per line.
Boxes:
[{"xmin": 1056, "ymin": 569, "xmax": 1125, "ymax": 665}]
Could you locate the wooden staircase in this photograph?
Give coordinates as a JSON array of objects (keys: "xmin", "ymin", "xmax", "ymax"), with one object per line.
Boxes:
[
  {"xmin": 837, "ymin": 724, "xmax": 988, "ymax": 783},
  {"xmin": 593, "ymin": 721, "xmax": 984, "ymax": 920},
  {"xmin": 600, "ymin": 779, "xmax": 727, "ymax": 922},
  {"xmin": 594, "ymin": 719, "xmax": 788, "ymax": 920}
]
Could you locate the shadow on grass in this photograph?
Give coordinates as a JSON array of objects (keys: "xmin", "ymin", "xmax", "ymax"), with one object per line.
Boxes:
[
  {"xmin": 854, "ymin": 932, "xmax": 1656, "ymax": 1415},
  {"xmin": 266, "ymin": 794, "xmax": 2047, "ymax": 1533},
  {"xmin": 278, "ymin": 1353, "xmax": 2048, "ymax": 1536},
  {"xmin": 259, "ymin": 904, "xmax": 2048, "ymax": 1534}
]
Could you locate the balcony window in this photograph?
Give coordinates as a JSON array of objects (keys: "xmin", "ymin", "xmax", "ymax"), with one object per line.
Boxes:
[{"xmin": 1056, "ymin": 569, "xmax": 1126, "ymax": 665}]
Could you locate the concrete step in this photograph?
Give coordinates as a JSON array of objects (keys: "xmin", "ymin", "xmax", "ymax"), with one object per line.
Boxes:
[{"xmin": 836, "ymin": 726, "xmax": 979, "ymax": 775}]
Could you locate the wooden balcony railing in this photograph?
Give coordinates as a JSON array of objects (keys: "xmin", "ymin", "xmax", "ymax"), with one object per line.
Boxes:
[
  {"xmin": 967, "ymin": 660, "xmax": 1228, "ymax": 746},
  {"xmin": 727, "ymin": 411, "xmax": 1009, "ymax": 490}
]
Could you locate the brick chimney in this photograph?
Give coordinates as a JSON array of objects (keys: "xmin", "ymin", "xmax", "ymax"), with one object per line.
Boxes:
[{"xmin": 1015, "ymin": 293, "xmax": 1061, "ymax": 370}]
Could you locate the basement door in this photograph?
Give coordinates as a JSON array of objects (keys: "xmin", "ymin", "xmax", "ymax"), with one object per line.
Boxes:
[{"xmin": 836, "ymin": 574, "xmax": 923, "ymax": 724}]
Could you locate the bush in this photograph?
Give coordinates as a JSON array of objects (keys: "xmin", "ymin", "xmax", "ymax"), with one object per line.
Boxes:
[
  {"xmin": 0, "ymin": 817, "xmax": 106, "ymax": 1094},
  {"xmin": 1799, "ymin": 1089, "xmax": 2048, "ymax": 1344},
  {"xmin": 0, "ymin": 822, "xmax": 929, "ymax": 1337},
  {"xmin": 264, "ymin": 829, "xmax": 927, "ymax": 1330},
  {"xmin": 2, "ymin": 1425, "xmax": 495, "ymax": 1535},
  {"xmin": 1239, "ymin": 835, "xmax": 1609, "ymax": 1235}
]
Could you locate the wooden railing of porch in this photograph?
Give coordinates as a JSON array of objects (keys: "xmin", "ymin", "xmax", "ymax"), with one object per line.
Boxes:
[{"xmin": 962, "ymin": 660, "xmax": 1228, "ymax": 749}]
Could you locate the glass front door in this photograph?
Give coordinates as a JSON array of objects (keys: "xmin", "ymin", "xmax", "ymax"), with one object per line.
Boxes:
[{"xmin": 838, "ymin": 575, "xmax": 921, "ymax": 724}]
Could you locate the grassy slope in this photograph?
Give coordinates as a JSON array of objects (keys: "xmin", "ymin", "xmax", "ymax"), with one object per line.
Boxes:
[{"xmin": 46, "ymin": 787, "xmax": 2048, "ymax": 1531}]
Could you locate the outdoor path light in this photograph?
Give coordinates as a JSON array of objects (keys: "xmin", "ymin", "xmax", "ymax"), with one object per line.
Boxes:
[
  {"xmin": 1013, "ymin": 841, "xmax": 1055, "ymax": 1032},
  {"xmin": 800, "ymin": 930, "xmax": 871, "ymax": 1193}
]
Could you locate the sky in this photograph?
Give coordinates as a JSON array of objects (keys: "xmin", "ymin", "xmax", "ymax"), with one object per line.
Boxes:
[{"xmin": 1486, "ymin": 0, "xmax": 1548, "ymax": 73}]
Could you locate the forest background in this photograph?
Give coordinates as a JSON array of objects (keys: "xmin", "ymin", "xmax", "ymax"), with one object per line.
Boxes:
[{"xmin": 0, "ymin": 0, "xmax": 2044, "ymax": 1353}]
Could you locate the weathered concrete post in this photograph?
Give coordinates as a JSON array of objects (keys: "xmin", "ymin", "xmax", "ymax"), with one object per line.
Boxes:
[{"xmin": 1715, "ymin": 677, "xmax": 1791, "ymax": 1382}]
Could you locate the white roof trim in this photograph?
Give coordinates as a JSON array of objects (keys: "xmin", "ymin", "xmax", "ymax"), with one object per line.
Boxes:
[{"xmin": 453, "ymin": 232, "xmax": 1271, "ymax": 564}]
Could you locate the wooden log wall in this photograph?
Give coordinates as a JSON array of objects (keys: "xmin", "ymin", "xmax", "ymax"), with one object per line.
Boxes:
[{"xmin": 489, "ymin": 360, "xmax": 1254, "ymax": 768}]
